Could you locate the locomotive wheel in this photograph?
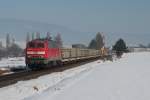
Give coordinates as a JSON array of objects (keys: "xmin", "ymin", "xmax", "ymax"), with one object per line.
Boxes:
[
  {"xmin": 26, "ymin": 64, "xmax": 32, "ymax": 71},
  {"xmin": 56, "ymin": 60, "xmax": 63, "ymax": 67},
  {"xmin": 46, "ymin": 61, "xmax": 53, "ymax": 68},
  {"xmin": 27, "ymin": 64, "xmax": 43, "ymax": 70}
]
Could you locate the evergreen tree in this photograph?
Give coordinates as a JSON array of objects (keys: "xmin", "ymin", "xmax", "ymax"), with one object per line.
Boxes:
[
  {"xmin": 113, "ymin": 38, "xmax": 127, "ymax": 52},
  {"xmin": 88, "ymin": 32, "xmax": 104, "ymax": 49},
  {"xmin": 113, "ymin": 38, "xmax": 128, "ymax": 58},
  {"xmin": 88, "ymin": 39, "xmax": 97, "ymax": 49}
]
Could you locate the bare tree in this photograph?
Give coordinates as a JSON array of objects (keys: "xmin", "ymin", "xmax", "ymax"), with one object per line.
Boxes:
[
  {"xmin": 46, "ymin": 32, "xmax": 52, "ymax": 40},
  {"xmin": 36, "ymin": 32, "xmax": 40, "ymax": 39},
  {"xmin": 0, "ymin": 41, "xmax": 2, "ymax": 48},
  {"xmin": 32, "ymin": 32, "xmax": 34, "ymax": 40},
  {"xmin": 12, "ymin": 37, "xmax": 15, "ymax": 45},
  {"xmin": 54, "ymin": 33, "xmax": 63, "ymax": 48},
  {"xmin": 26, "ymin": 32, "xmax": 30, "ymax": 43},
  {"xmin": 95, "ymin": 32, "xmax": 104, "ymax": 49},
  {"xmin": 6, "ymin": 33, "xmax": 11, "ymax": 48}
]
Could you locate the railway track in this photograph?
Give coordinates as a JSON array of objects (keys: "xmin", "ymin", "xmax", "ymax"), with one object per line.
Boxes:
[{"xmin": 0, "ymin": 55, "xmax": 112, "ymax": 88}]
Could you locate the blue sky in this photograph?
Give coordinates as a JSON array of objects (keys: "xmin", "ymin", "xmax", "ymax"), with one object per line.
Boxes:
[{"xmin": 0, "ymin": 0, "xmax": 150, "ymax": 33}]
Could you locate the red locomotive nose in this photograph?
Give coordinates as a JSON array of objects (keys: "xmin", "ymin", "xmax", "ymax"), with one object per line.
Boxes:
[
  {"xmin": 25, "ymin": 38, "xmax": 62, "ymax": 69},
  {"xmin": 26, "ymin": 40, "xmax": 47, "ymax": 59}
]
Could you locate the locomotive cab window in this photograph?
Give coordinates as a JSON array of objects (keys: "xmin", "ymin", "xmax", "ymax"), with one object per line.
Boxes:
[
  {"xmin": 37, "ymin": 43, "xmax": 44, "ymax": 48},
  {"xmin": 28, "ymin": 43, "xmax": 36, "ymax": 48}
]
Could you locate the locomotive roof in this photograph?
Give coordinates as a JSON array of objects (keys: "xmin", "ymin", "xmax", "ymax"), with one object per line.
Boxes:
[
  {"xmin": 31, "ymin": 38, "xmax": 50, "ymax": 41},
  {"xmin": 28, "ymin": 38, "xmax": 56, "ymax": 43}
]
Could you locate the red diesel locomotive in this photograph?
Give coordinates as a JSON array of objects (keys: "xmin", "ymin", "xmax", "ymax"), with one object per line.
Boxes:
[{"xmin": 26, "ymin": 38, "xmax": 62, "ymax": 69}]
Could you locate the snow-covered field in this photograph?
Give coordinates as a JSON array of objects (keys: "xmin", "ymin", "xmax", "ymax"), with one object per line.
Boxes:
[
  {"xmin": 0, "ymin": 57, "xmax": 25, "ymax": 68},
  {"xmin": 0, "ymin": 52, "xmax": 150, "ymax": 100}
]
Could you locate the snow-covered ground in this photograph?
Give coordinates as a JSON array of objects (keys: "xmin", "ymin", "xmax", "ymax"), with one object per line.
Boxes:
[
  {"xmin": 0, "ymin": 52, "xmax": 150, "ymax": 100},
  {"xmin": 0, "ymin": 57, "xmax": 25, "ymax": 68}
]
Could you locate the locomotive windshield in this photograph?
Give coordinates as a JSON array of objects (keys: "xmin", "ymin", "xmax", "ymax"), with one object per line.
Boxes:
[
  {"xmin": 37, "ymin": 43, "xmax": 44, "ymax": 48},
  {"xmin": 28, "ymin": 42, "xmax": 45, "ymax": 48},
  {"xmin": 28, "ymin": 43, "xmax": 36, "ymax": 48}
]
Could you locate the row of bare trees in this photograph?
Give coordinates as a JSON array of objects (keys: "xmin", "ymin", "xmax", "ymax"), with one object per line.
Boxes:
[
  {"xmin": 0, "ymin": 34, "xmax": 23, "ymax": 59},
  {"xmin": 26, "ymin": 32, "xmax": 63, "ymax": 48}
]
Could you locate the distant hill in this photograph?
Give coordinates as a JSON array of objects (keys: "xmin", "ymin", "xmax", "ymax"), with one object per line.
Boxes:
[
  {"xmin": 0, "ymin": 18, "xmax": 149, "ymax": 48},
  {"xmin": 0, "ymin": 18, "xmax": 76, "ymax": 39},
  {"xmin": 0, "ymin": 18, "xmax": 86, "ymax": 47}
]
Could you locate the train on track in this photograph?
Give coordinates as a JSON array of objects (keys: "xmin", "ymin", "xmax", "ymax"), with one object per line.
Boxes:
[{"xmin": 25, "ymin": 38, "xmax": 108, "ymax": 69}]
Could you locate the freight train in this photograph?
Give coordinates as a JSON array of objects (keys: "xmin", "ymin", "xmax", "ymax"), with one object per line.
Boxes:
[{"xmin": 25, "ymin": 38, "xmax": 106, "ymax": 69}]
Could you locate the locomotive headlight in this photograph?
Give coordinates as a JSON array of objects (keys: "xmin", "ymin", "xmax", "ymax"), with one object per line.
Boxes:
[
  {"xmin": 27, "ymin": 51, "xmax": 34, "ymax": 54},
  {"xmin": 27, "ymin": 55, "xmax": 31, "ymax": 58},
  {"xmin": 37, "ymin": 51, "xmax": 45, "ymax": 54},
  {"xmin": 27, "ymin": 51, "xmax": 45, "ymax": 55}
]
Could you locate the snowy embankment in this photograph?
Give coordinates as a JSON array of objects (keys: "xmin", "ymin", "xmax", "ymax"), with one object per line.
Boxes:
[
  {"xmin": 0, "ymin": 57, "xmax": 26, "ymax": 75},
  {"xmin": 0, "ymin": 58, "xmax": 102, "ymax": 100},
  {"xmin": 0, "ymin": 52, "xmax": 150, "ymax": 100},
  {"xmin": 26, "ymin": 52, "xmax": 150, "ymax": 100},
  {"xmin": 0, "ymin": 57, "xmax": 25, "ymax": 68}
]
